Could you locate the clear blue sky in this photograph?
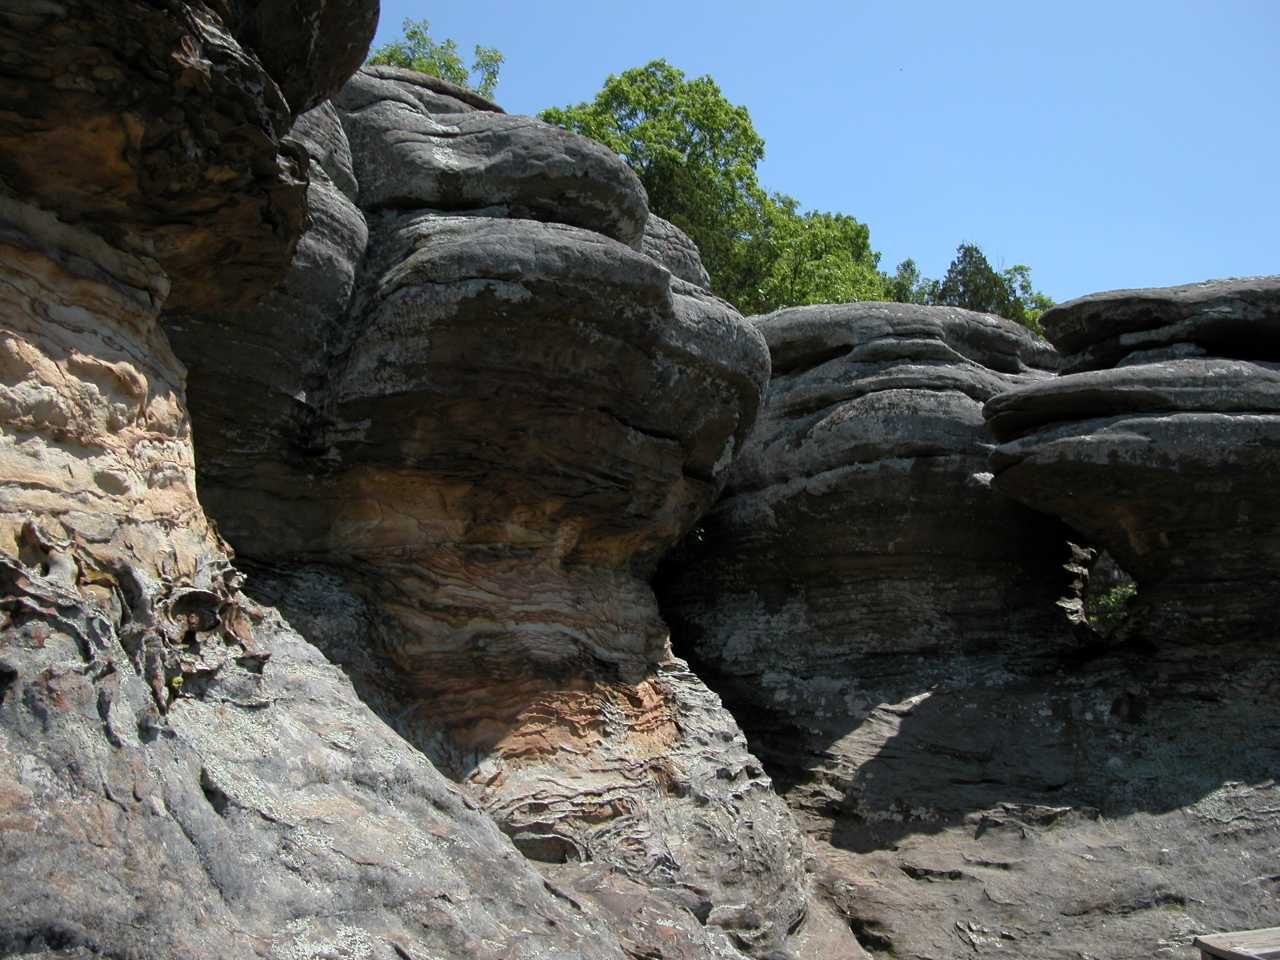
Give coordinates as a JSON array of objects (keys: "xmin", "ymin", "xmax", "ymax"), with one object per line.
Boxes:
[{"xmin": 370, "ymin": 1, "xmax": 1278, "ymax": 303}]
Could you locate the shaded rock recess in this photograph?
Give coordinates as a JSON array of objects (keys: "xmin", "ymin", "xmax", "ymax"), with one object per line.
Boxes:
[{"xmin": 658, "ymin": 289, "xmax": 1280, "ymax": 958}]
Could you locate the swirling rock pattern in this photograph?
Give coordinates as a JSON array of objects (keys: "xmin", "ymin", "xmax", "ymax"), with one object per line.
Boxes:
[{"xmin": 164, "ymin": 66, "xmax": 847, "ymax": 958}]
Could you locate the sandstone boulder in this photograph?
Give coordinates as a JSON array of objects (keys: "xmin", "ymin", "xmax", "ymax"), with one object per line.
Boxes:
[
  {"xmin": 644, "ymin": 214, "xmax": 713, "ymax": 288},
  {"xmin": 986, "ymin": 277, "xmax": 1280, "ymax": 642},
  {"xmin": 334, "ymin": 70, "xmax": 648, "ymax": 246}
]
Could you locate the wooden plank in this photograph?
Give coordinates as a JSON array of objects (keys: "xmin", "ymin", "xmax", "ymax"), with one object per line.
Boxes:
[{"xmin": 1195, "ymin": 928, "xmax": 1280, "ymax": 960}]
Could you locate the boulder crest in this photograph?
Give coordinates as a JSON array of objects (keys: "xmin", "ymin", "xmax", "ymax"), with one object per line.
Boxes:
[{"xmin": 985, "ymin": 275, "xmax": 1280, "ymax": 642}]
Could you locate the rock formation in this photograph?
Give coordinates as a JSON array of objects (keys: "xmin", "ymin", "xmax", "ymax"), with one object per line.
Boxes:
[
  {"xmin": 986, "ymin": 277, "xmax": 1280, "ymax": 641},
  {"xmin": 657, "ymin": 301, "xmax": 1076, "ymax": 787},
  {"xmin": 158, "ymin": 65, "xmax": 860, "ymax": 958},
  {"xmin": 5, "ymin": 5, "xmax": 1279, "ymax": 958},
  {"xmin": 0, "ymin": 7, "xmax": 823, "ymax": 959},
  {"xmin": 658, "ymin": 296, "xmax": 1280, "ymax": 958}
]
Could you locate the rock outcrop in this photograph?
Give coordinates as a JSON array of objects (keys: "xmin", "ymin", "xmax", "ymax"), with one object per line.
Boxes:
[
  {"xmin": 659, "ymin": 296, "xmax": 1280, "ymax": 958},
  {"xmin": 643, "ymin": 214, "xmax": 713, "ymax": 289},
  {"xmin": 0, "ymin": 7, "xmax": 791, "ymax": 960},
  {"xmin": 159, "ymin": 66, "xmax": 851, "ymax": 958},
  {"xmin": 986, "ymin": 277, "xmax": 1280, "ymax": 641},
  {"xmin": 657, "ymin": 301, "xmax": 1076, "ymax": 789},
  {"xmin": 8, "ymin": 6, "xmax": 1279, "ymax": 958}
]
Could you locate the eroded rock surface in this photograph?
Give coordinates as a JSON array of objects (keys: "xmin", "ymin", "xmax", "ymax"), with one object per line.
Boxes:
[
  {"xmin": 986, "ymin": 277, "xmax": 1280, "ymax": 641},
  {"xmin": 658, "ymin": 297, "xmax": 1280, "ymax": 959},
  {"xmin": 644, "ymin": 214, "xmax": 713, "ymax": 289},
  {"xmin": 163, "ymin": 66, "xmax": 845, "ymax": 958},
  {"xmin": 334, "ymin": 68, "xmax": 648, "ymax": 246},
  {"xmin": 657, "ymin": 301, "xmax": 1076, "ymax": 787},
  {"xmin": 0, "ymin": 7, "xmax": 640, "ymax": 960}
]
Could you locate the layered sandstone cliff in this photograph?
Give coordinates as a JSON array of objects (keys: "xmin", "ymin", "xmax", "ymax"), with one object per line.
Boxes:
[
  {"xmin": 0, "ymin": 6, "xmax": 826, "ymax": 959},
  {"xmin": 657, "ymin": 290, "xmax": 1280, "ymax": 959}
]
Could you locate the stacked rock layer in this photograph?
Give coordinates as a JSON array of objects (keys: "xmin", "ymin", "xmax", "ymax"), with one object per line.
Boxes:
[
  {"xmin": 165, "ymin": 67, "xmax": 858, "ymax": 958},
  {"xmin": 657, "ymin": 301, "xmax": 1076, "ymax": 791},
  {"xmin": 0, "ymin": 7, "xmax": 837, "ymax": 960},
  {"xmin": 658, "ymin": 294, "xmax": 1280, "ymax": 958},
  {"xmin": 986, "ymin": 277, "xmax": 1280, "ymax": 642}
]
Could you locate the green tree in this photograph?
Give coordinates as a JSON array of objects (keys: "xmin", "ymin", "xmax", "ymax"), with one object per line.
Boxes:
[
  {"xmin": 912, "ymin": 242, "xmax": 1053, "ymax": 333},
  {"xmin": 752, "ymin": 197, "xmax": 886, "ymax": 311},
  {"xmin": 541, "ymin": 60, "xmax": 887, "ymax": 314},
  {"xmin": 541, "ymin": 59, "xmax": 765, "ymax": 306},
  {"xmin": 367, "ymin": 18, "xmax": 503, "ymax": 98},
  {"xmin": 885, "ymin": 258, "xmax": 940, "ymax": 305}
]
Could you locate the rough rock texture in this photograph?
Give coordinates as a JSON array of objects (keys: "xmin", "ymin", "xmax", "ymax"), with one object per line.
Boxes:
[
  {"xmin": 644, "ymin": 214, "xmax": 713, "ymax": 289},
  {"xmin": 0, "ymin": 1, "xmax": 310, "ymax": 314},
  {"xmin": 986, "ymin": 277, "xmax": 1280, "ymax": 641},
  {"xmin": 0, "ymin": 8, "xmax": 642, "ymax": 960},
  {"xmin": 164, "ymin": 102, "xmax": 369, "ymax": 547},
  {"xmin": 227, "ymin": 0, "xmax": 380, "ymax": 114},
  {"xmin": 657, "ymin": 302, "xmax": 1076, "ymax": 786},
  {"xmin": 1038, "ymin": 276, "xmax": 1280, "ymax": 374},
  {"xmin": 159, "ymin": 66, "xmax": 854, "ymax": 958},
  {"xmin": 334, "ymin": 69, "xmax": 648, "ymax": 246},
  {"xmin": 659, "ymin": 297, "xmax": 1280, "ymax": 959}
]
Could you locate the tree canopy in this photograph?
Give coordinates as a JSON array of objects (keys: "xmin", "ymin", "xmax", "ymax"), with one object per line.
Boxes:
[
  {"xmin": 366, "ymin": 18, "xmax": 503, "ymax": 98},
  {"xmin": 539, "ymin": 60, "xmax": 1053, "ymax": 325}
]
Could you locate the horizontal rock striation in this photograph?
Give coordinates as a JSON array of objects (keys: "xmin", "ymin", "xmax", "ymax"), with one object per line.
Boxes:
[
  {"xmin": 164, "ymin": 66, "xmax": 844, "ymax": 958},
  {"xmin": 655, "ymin": 292, "xmax": 1280, "ymax": 959},
  {"xmin": 334, "ymin": 68, "xmax": 648, "ymax": 245},
  {"xmin": 986, "ymin": 277, "xmax": 1280, "ymax": 641},
  {"xmin": 657, "ymin": 302, "xmax": 1076, "ymax": 791},
  {"xmin": 0, "ymin": 7, "xmax": 669, "ymax": 960}
]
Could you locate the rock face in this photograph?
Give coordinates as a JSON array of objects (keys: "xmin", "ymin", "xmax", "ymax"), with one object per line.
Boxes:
[
  {"xmin": 643, "ymin": 214, "xmax": 713, "ymax": 289},
  {"xmin": 986, "ymin": 277, "xmax": 1280, "ymax": 641},
  {"xmin": 334, "ymin": 69, "xmax": 648, "ymax": 245},
  {"xmin": 0, "ymin": 7, "xmax": 752, "ymax": 960},
  {"xmin": 657, "ymin": 301, "xmax": 1076, "ymax": 788},
  {"xmin": 159, "ymin": 66, "xmax": 851, "ymax": 958},
  {"xmin": 659, "ymin": 296, "xmax": 1280, "ymax": 959}
]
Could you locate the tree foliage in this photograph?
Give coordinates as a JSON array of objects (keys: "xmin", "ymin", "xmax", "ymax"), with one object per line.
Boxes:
[
  {"xmin": 542, "ymin": 61, "xmax": 888, "ymax": 314},
  {"xmin": 367, "ymin": 18, "xmax": 503, "ymax": 98},
  {"xmin": 541, "ymin": 59, "xmax": 1051, "ymax": 328},
  {"xmin": 930, "ymin": 243, "xmax": 1054, "ymax": 332}
]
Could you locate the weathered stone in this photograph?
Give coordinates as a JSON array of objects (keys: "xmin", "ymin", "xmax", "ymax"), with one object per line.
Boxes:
[
  {"xmin": 987, "ymin": 360, "xmax": 1280, "ymax": 641},
  {"xmin": 198, "ymin": 209, "xmax": 813, "ymax": 956},
  {"xmin": 362, "ymin": 63, "xmax": 505, "ymax": 113},
  {"xmin": 1042, "ymin": 275, "xmax": 1280, "ymax": 372},
  {"xmin": 644, "ymin": 214, "xmax": 713, "ymax": 288},
  {"xmin": 658, "ymin": 302, "xmax": 1075, "ymax": 780},
  {"xmin": 334, "ymin": 70, "xmax": 649, "ymax": 246},
  {"xmin": 227, "ymin": 0, "xmax": 380, "ymax": 114},
  {"xmin": 0, "ymin": 7, "xmax": 635, "ymax": 960},
  {"xmin": 987, "ymin": 278, "xmax": 1280, "ymax": 642},
  {"xmin": 658, "ymin": 298, "xmax": 1280, "ymax": 958},
  {"xmin": 0, "ymin": 1, "xmax": 310, "ymax": 314},
  {"xmin": 163, "ymin": 109, "xmax": 369, "ymax": 553},
  {"xmin": 290, "ymin": 101, "xmax": 359, "ymax": 200}
]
